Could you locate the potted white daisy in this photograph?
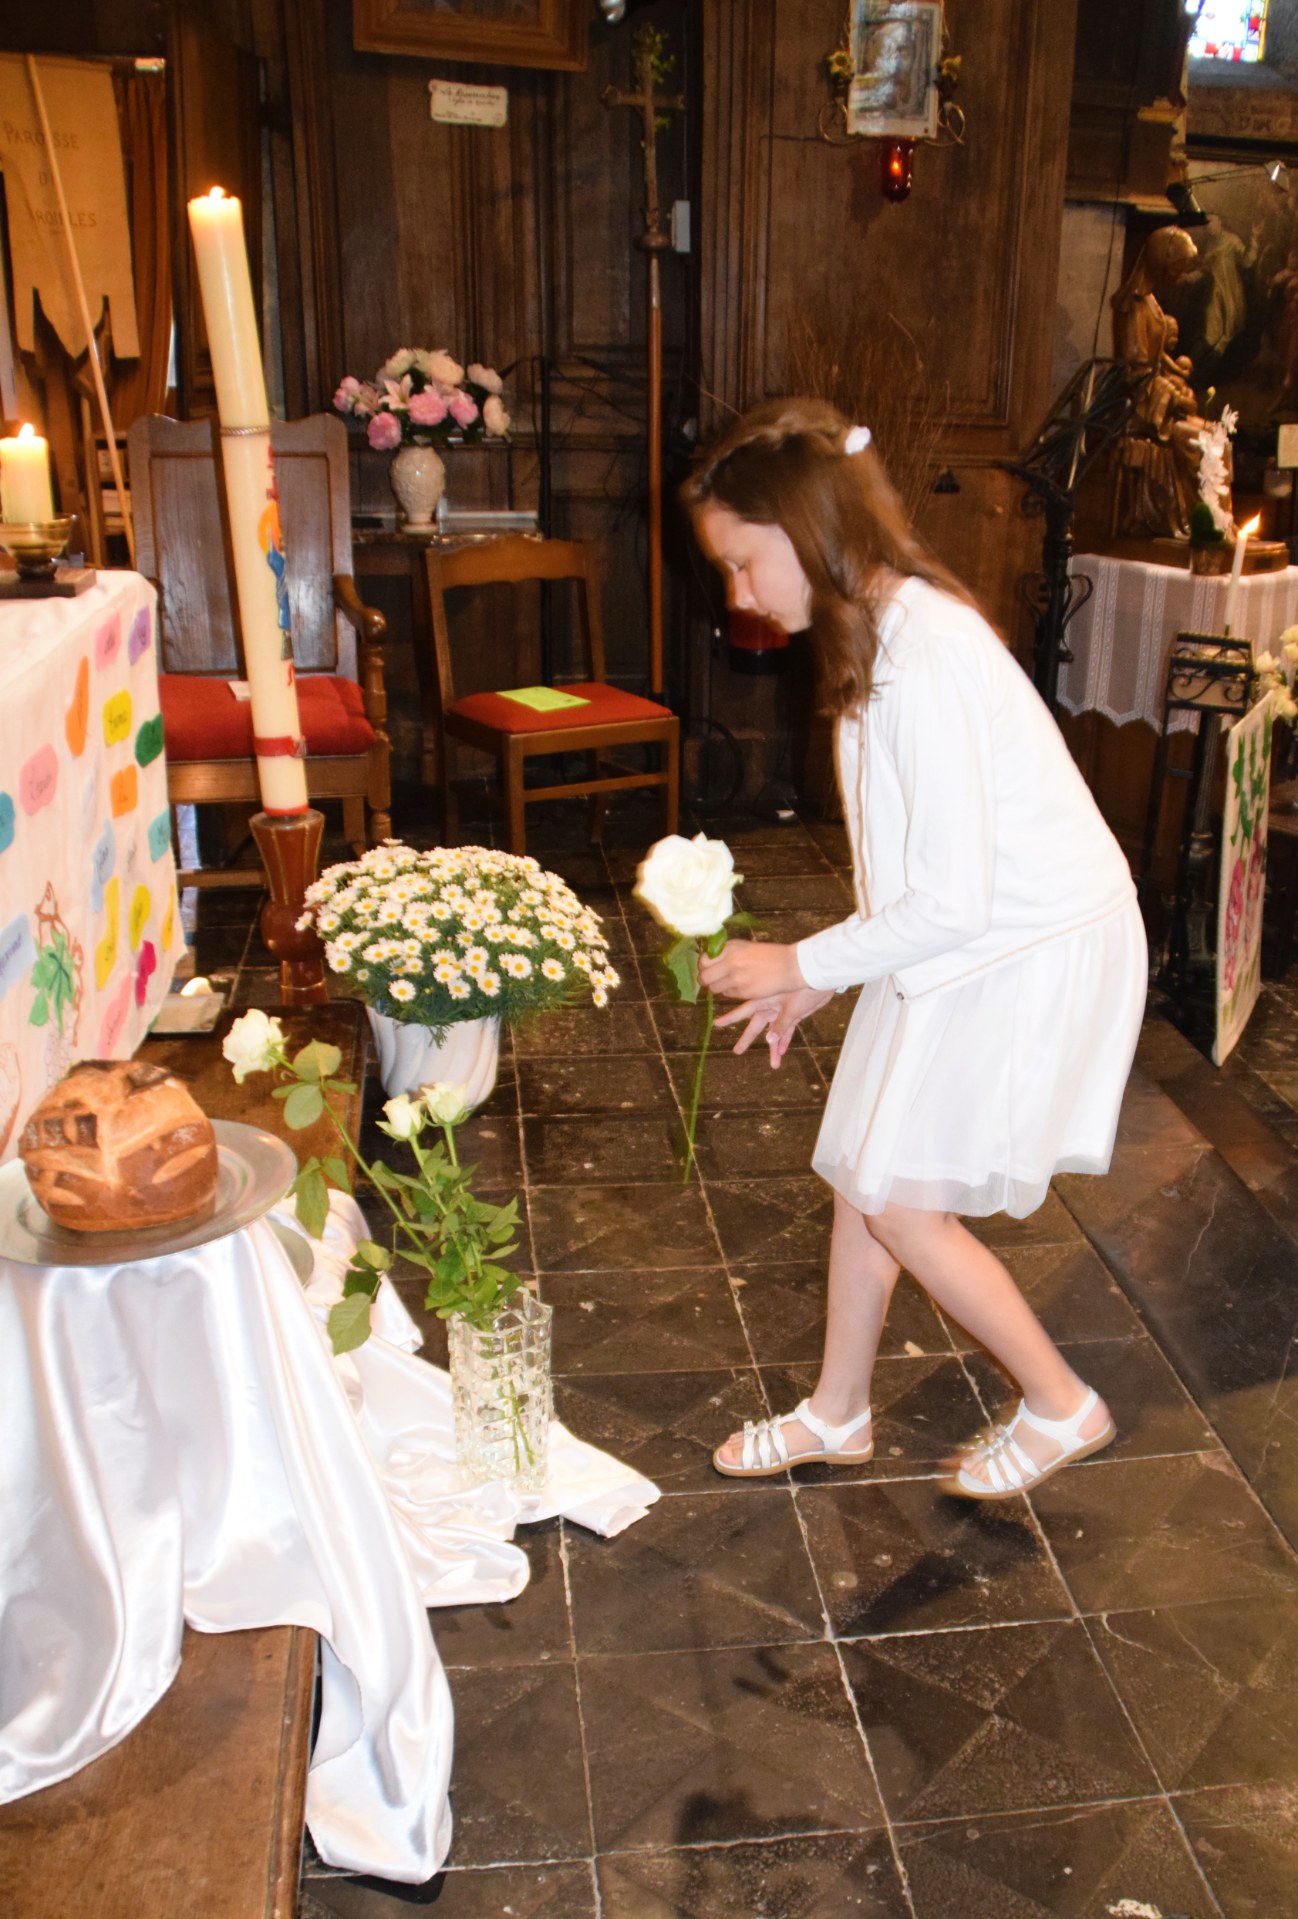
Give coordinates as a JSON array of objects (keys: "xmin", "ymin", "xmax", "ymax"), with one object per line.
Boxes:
[{"xmin": 298, "ymin": 842, "xmax": 619, "ymax": 1102}]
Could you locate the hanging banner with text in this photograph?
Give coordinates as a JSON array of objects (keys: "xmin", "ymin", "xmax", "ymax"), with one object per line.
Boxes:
[{"xmin": 0, "ymin": 55, "xmax": 139, "ymax": 360}]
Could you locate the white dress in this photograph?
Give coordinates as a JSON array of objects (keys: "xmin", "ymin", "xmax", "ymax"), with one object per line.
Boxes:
[{"xmin": 796, "ymin": 578, "xmax": 1148, "ymax": 1220}]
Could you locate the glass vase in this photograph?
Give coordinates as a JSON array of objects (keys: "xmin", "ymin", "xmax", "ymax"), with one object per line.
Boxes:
[{"xmin": 447, "ymin": 1291, "xmax": 553, "ymax": 1491}]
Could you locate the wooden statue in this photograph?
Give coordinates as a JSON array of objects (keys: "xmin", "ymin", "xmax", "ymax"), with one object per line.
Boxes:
[{"xmin": 1109, "ymin": 226, "xmax": 1215, "ymax": 540}]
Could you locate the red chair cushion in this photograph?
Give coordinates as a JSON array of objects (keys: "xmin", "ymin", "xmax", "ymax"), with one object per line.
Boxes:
[
  {"xmin": 447, "ymin": 681, "xmax": 674, "ymax": 736},
  {"xmin": 161, "ymin": 675, "xmax": 376, "ymax": 762}
]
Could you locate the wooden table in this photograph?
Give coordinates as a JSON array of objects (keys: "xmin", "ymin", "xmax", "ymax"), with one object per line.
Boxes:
[{"xmin": 0, "ymin": 1001, "xmax": 367, "ymax": 1919}]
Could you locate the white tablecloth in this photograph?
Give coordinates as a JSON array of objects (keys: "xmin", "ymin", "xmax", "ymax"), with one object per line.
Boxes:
[
  {"xmin": 0, "ymin": 1191, "xmax": 658, "ymax": 1882},
  {"xmin": 0, "ymin": 573, "xmax": 178, "ymax": 1161},
  {"xmin": 1058, "ymin": 556, "xmax": 1298, "ymax": 731}
]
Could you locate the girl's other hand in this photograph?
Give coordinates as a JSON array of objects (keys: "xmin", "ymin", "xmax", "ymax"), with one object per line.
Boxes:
[{"xmin": 714, "ymin": 985, "xmax": 836, "ymax": 1065}]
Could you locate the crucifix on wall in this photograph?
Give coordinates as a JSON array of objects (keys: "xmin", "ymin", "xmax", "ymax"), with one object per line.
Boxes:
[{"xmin": 603, "ymin": 24, "xmax": 684, "ymax": 702}]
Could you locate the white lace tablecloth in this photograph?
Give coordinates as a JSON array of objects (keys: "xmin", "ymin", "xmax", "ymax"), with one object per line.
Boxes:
[
  {"xmin": 1058, "ymin": 556, "xmax": 1298, "ymax": 731},
  {"xmin": 0, "ymin": 1191, "xmax": 658, "ymax": 1882}
]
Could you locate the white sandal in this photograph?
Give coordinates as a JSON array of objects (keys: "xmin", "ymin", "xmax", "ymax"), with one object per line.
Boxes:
[
  {"xmin": 712, "ymin": 1398, "xmax": 874, "ymax": 1478},
  {"xmin": 942, "ymin": 1386, "xmax": 1116, "ymax": 1500}
]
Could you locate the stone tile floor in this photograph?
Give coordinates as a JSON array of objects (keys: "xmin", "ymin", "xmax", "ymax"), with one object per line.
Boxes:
[{"xmin": 183, "ymin": 795, "xmax": 1298, "ymax": 1918}]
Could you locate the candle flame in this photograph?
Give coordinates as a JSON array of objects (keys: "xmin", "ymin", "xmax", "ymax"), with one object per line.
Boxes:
[
  {"xmin": 207, "ymin": 186, "xmax": 226, "ymax": 201},
  {"xmin": 1241, "ymin": 514, "xmax": 1262, "ymax": 537},
  {"xmin": 16, "ymin": 423, "xmax": 34, "ymax": 442}
]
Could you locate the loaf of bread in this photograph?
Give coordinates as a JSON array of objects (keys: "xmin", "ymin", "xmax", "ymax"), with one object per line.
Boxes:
[{"xmin": 19, "ymin": 1060, "xmax": 219, "ymax": 1233}]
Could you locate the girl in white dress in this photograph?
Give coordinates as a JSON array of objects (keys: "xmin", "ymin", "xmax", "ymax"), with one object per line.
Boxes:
[{"xmin": 684, "ymin": 399, "xmax": 1147, "ymax": 1498}]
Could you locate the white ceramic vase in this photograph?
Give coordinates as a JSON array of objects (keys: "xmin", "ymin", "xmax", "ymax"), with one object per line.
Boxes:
[
  {"xmin": 389, "ymin": 444, "xmax": 446, "ymax": 528},
  {"xmin": 367, "ymin": 1008, "xmax": 500, "ymax": 1106}
]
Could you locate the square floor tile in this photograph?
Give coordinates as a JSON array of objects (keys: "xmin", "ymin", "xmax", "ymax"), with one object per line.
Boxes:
[
  {"xmin": 708, "ymin": 1179, "xmax": 834, "ymax": 1266},
  {"xmin": 528, "ymin": 1183, "xmax": 721, "ymax": 1272},
  {"xmin": 580, "ymin": 1643, "xmax": 881, "ymax": 1850},
  {"xmin": 1088, "ymin": 1593, "xmax": 1298, "ymax": 1791},
  {"xmin": 801, "ymin": 1479, "xmax": 1069, "ymax": 1637},
  {"xmin": 547, "ymin": 1268, "xmax": 749, "ymax": 1374},
  {"xmin": 896, "ymin": 1799, "xmax": 1217, "ymax": 1919},
  {"xmin": 431, "ymin": 1521, "xmax": 571, "ymax": 1669},
  {"xmin": 736, "ymin": 1266, "xmax": 950, "ymax": 1368},
  {"xmin": 565, "ymin": 1488, "xmax": 823, "ymax": 1653},
  {"xmin": 517, "ymin": 1055, "xmax": 676, "ymax": 1116},
  {"xmin": 1173, "ymin": 1783, "xmax": 1298, "ymax": 1915},
  {"xmin": 980, "ymin": 1242, "xmax": 1148, "ymax": 1347},
  {"xmin": 443, "ymin": 1662, "xmax": 591, "ymax": 1865},
  {"xmin": 665, "ymin": 1047, "xmax": 827, "ymax": 1112},
  {"xmin": 1032, "ymin": 1453, "xmax": 1298, "ymax": 1613},
  {"xmin": 512, "ymin": 1003, "xmax": 660, "ymax": 1057},
  {"xmin": 523, "ymin": 1113, "xmax": 682, "ymax": 1185},
  {"xmin": 693, "ymin": 1111, "xmax": 826, "ymax": 1182},
  {"xmin": 842, "ymin": 1620, "xmax": 1157, "ymax": 1821},
  {"xmin": 596, "ymin": 1831, "xmax": 909, "ymax": 1917},
  {"xmin": 555, "ymin": 1368, "xmax": 771, "ymax": 1494}
]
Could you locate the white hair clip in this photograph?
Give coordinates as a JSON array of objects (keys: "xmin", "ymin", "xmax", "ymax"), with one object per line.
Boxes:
[{"xmin": 844, "ymin": 425, "xmax": 872, "ymax": 455}]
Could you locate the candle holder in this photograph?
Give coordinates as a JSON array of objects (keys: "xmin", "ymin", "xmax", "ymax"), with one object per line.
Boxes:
[{"xmin": 0, "ymin": 518, "xmax": 95, "ymax": 598}]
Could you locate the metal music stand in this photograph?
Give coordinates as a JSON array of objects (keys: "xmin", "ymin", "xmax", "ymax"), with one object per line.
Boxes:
[{"xmin": 1141, "ymin": 632, "xmax": 1255, "ymax": 994}]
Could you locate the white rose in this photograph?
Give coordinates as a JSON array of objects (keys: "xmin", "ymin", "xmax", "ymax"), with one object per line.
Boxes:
[
  {"xmin": 635, "ymin": 832, "xmax": 740, "ymax": 938},
  {"xmin": 428, "ymin": 349, "xmax": 465, "ymax": 387},
  {"xmin": 380, "ymin": 348, "xmax": 417, "ymax": 380},
  {"xmin": 421, "ymin": 1081, "xmax": 469, "ymax": 1127},
  {"xmin": 380, "ymin": 1093, "xmax": 425, "ymax": 1140},
  {"xmin": 1256, "ymin": 649, "xmax": 1280, "ymax": 675},
  {"xmin": 483, "ymin": 394, "xmax": 511, "ymax": 438},
  {"xmin": 467, "ymin": 362, "xmax": 504, "ymax": 395},
  {"xmin": 222, "ymin": 1009, "xmax": 286, "ymax": 1083}
]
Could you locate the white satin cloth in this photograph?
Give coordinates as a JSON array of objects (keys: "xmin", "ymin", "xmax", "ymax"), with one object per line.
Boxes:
[{"xmin": 0, "ymin": 1192, "xmax": 658, "ymax": 1882}]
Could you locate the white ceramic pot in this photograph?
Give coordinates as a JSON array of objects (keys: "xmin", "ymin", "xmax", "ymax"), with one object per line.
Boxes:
[
  {"xmin": 366, "ymin": 1008, "xmax": 500, "ymax": 1106},
  {"xmin": 389, "ymin": 444, "xmax": 446, "ymax": 528}
]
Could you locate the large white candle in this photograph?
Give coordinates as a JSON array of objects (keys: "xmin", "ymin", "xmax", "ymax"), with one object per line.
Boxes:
[
  {"xmin": 1222, "ymin": 513, "xmax": 1261, "ymax": 637},
  {"xmin": 187, "ymin": 187, "xmax": 308, "ymax": 815},
  {"xmin": 0, "ymin": 423, "xmax": 55, "ymax": 524}
]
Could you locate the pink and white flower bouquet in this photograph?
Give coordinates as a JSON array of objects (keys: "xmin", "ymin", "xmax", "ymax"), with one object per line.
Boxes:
[{"xmin": 333, "ymin": 347, "xmax": 512, "ymax": 453}]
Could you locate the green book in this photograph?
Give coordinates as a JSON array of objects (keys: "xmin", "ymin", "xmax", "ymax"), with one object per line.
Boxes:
[{"xmin": 497, "ymin": 685, "xmax": 590, "ymax": 711}]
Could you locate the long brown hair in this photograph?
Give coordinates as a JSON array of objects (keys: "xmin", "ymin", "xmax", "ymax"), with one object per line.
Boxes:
[{"xmin": 682, "ymin": 397, "xmax": 973, "ymax": 713}]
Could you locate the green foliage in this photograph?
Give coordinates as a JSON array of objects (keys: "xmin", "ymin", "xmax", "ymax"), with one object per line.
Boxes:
[{"xmin": 1189, "ymin": 500, "xmax": 1225, "ymax": 547}]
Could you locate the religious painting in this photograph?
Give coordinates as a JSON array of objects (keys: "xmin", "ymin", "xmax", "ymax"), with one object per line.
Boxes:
[
  {"xmin": 847, "ymin": 1, "xmax": 941, "ymax": 141},
  {"xmin": 1214, "ymin": 694, "xmax": 1273, "ymax": 1064},
  {"xmin": 352, "ymin": 0, "xmax": 586, "ymax": 71}
]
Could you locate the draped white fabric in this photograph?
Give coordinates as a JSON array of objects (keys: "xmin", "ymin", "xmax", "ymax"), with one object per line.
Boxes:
[
  {"xmin": 0, "ymin": 1192, "xmax": 659, "ymax": 1882},
  {"xmin": 1058, "ymin": 556, "xmax": 1298, "ymax": 731}
]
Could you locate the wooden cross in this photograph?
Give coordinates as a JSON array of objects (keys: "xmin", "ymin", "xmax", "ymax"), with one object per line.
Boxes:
[{"xmin": 603, "ymin": 26, "xmax": 685, "ymax": 699}]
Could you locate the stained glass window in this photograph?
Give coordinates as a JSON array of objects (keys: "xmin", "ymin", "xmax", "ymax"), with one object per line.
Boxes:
[{"xmin": 1188, "ymin": 1, "xmax": 1269, "ymax": 63}]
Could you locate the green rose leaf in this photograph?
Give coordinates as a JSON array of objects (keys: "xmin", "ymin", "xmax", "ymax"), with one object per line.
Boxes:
[
  {"xmin": 356, "ymin": 1238, "xmax": 392, "ymax": 1272},
  {"xmin": 283, "ymin": 1081, "xmax": 325, "ymax": 1130},
  {"xmin": 293, "ymin": 1164, "xmax": 330, "ymax": 1239},
  {"xmin": 663, "ymin": 936, "xmax": 700, "ymax": 1005},
  {"xmin": 328, "ymin": 1291, "xmax": 374, "ymax": 1355},
  {"xmin": 293, "ymin": 1040, "xmax": 343, "ymax": 1082},
  {"xmin": 322, "ymin": 1155, "xmax": 351, "ymax": 1192}
]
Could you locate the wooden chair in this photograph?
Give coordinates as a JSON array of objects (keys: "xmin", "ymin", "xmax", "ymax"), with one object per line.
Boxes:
[
  {"xmin": 129, "ymin": 413, "xmax": 390, "ymax": 886},
  {"xmin": 426, "ymin": 535, "xmax": 678, "ymax": 854}
]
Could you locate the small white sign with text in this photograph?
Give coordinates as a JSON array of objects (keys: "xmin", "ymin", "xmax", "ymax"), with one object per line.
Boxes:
[{"xmin": 429, "ymin": 80, "xmax": 508, "ymax": 128}]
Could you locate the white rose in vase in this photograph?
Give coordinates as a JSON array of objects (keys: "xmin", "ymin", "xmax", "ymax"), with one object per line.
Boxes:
[{"xmin": 635, "ymin": 833, "xmax": 741, "ymax": 938}]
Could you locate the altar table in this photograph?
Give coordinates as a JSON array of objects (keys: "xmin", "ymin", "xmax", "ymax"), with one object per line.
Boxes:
[
  {"xmin": 1058, "ymin": 555, "xmax": 1298, "ymax": 731},
  {"xmin": 0, "ymin": 573, "xmax": 178, "ymax": 1162},
  {"xmin": 0, "ymin": 1186, "xmax": 658, "ymax": 1883}
]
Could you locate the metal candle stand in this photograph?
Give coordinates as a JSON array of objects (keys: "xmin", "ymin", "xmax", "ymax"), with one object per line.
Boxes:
[{"xmin": 1141, "ymin": 633, "xmax": 1255, "ymax": 1001}]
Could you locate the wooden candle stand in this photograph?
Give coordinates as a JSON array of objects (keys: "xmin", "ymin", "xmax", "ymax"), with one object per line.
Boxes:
[{"xmin": 250, "ymin": 810, "xmax": 329, "ymax": 1004}]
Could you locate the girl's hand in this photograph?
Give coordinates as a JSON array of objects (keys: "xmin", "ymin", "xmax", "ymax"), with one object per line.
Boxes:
[
  {"xmin": 698, "ymin": 939, "xmax": 803, "ymax": 1002},
  {"xmin": 714, "ymin": 985, "xmax": 836, "ymax": 1066}
]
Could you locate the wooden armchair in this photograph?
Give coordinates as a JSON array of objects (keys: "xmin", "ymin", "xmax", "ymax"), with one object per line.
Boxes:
[
  {"xmin": 426, "ymin": 535, "xmax": 678, "ymax": 854},
  {"xmin": 129, "ymin": 413, "xmax": 390, "ymax": 885}
]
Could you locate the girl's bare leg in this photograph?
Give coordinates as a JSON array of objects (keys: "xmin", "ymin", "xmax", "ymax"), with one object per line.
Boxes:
[
  {"xmin": 716, "ymin": 1191, "xmax": 897, "ymax": 1466},
  {"xmin": 864, "ymin": 1202, "xmax": 1111, "ymax": 1483}
]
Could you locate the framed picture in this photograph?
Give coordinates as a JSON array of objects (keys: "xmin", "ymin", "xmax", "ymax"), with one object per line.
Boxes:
[
  {"xmin": 352, "ymin": 0, "xmax": 587, "ymax": 73},
  {"xmin": 847, "ymin": 1, "xmax": 941, "ymax": 141}
]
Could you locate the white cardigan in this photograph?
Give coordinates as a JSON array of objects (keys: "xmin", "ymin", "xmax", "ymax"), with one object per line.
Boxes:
[{"xmin": 795, "ymin": 576, "xmax": 1137, "ymax": 1002}]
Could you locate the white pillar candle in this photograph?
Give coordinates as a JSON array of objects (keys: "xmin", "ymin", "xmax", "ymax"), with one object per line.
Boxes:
[
  {"xmin": 1222, "ymin": 513, "xmax": 1261, "ymax": 637},
  {"xmin": 187, "ymin": 187, "xmax": 308, "ymax": 815},
  {"xmin": 0, "ymin": 423, "xmax": 55, "ymax": 524}
]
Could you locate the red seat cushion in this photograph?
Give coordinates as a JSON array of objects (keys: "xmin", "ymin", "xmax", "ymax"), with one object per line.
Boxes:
[
  {"xmin": 161, "ymin": 674, "xmax": 376, "ymax": 762},
  {"xmin": 447, "ymin": 681, "xmax": 674, "ymax": 736}
]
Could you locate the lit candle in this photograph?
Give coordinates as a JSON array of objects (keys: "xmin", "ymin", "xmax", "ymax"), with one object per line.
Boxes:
[
  {"xmin": 187, "ymin": 187, "xmax": 308, "ymax": 815},
  {"xmin": 1223, "ymin": 513, "xmax": 1262, "ymax": 637},
  {"xmin": 0, "ymin": 424, "xmax": 55, "ymax": 525}
]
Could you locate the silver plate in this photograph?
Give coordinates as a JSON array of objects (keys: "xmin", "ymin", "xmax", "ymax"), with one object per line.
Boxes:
[{"xmin": 0, "ymin": 1119, "xmax": 299, "ymax": 1269}]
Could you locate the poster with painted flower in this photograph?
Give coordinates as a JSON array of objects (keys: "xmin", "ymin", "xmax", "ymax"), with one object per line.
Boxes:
[{"xmin": 1214, "ymin": 697, "xmax": 1273, "ymax": 1065}]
